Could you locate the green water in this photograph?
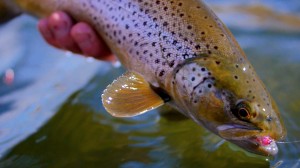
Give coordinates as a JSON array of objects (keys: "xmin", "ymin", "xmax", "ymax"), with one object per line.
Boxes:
[
  {"xmin": 0, "ymin": 68, "xmax": 270, "ymax": 168},
  {"xmin": 0, "ymin": 1, "xmax": 300, "ymax": 168}
]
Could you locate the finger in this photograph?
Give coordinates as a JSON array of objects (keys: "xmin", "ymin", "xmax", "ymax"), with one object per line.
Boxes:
[
  {"xmin": 38, "ymin": 18, "xmax": 60, "ymax": 48},
  {"xmin": 71, "ymin": 22, "xmax": 115, "ymax": 61},
  {"xmin": 48, "ymin": 11, "xmax": 80, "ymax": 53}
]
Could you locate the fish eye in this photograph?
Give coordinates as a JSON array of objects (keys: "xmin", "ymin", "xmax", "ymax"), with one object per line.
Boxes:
[
  {"xmin": 233, "ymin": 101, "xmax": 251, "ymax": 121},
  {"xmin": 238, "ymin": 108, "xmax": 250, "ymax": 119}
]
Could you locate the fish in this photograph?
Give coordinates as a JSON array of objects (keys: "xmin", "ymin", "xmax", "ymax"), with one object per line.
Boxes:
[{"xmin": 0, "ymin": 0, "xmax": 286, "ymax": 156}]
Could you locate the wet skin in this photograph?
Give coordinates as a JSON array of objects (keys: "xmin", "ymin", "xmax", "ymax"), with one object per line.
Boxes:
[
  {"xmin": 40, "ymin": 11, "xmax": 284, "ymax": 156},
  {"xmin": 38, "ymin": 11, "xmax": 115, "ymax": 61}
]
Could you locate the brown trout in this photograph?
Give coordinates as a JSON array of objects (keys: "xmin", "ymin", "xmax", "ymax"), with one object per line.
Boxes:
[{"xmin": 0, "ymin": 0, "xmax": 286, "ymax": 156}]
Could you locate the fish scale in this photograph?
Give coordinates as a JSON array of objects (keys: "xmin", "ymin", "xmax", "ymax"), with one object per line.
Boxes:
[
  {"xmin": 10, "ymin": 0, "xmax": 246, "ymax": 86},
  {"xmin": 62, "ymin": 0, "xmax": 244, "ymax": 87}
]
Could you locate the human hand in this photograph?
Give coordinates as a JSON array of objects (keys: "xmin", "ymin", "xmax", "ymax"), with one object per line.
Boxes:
[{"xmin": 37, "ymin": 11, "xmax": 115, "ymax": 61}]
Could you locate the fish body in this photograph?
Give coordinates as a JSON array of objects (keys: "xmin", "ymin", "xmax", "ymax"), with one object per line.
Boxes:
[{"xmin": 1, "ymin": 0, "xmax": 286, "ymax": 156}]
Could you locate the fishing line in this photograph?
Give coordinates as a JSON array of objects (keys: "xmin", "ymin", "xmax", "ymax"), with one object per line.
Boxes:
[{"xmin": 276, "ymin": 140, "xmax": 300, "ymax": 144}]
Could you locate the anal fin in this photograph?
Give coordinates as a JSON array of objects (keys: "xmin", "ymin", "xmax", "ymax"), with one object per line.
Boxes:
[{"xmin": 102, "ymin": 71, "xmax": 164, "ymax": 117}]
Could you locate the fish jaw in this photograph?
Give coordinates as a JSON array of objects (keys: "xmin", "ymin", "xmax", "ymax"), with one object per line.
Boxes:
[
  {"xmin": 217, "ymin": 124, "xmax": 279, "ymax": 156},
  {"xmin": 230, "ymin": 136, "xmax": 278, "ymax": 156}
]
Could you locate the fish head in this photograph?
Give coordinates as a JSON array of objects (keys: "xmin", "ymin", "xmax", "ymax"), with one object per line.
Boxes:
[{"xmin": 172, "ymin": 54, "xmax": 286, "ymax": 156}]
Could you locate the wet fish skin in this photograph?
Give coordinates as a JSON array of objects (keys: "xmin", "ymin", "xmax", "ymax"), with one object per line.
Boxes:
[{"xmin": 1, "ymin": 0, "xmax": 286, "ymax": 156}]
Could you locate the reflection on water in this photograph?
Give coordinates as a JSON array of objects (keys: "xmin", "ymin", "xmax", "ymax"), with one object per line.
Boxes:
[
  {"xmin": 0, "ymin": 15, "xmax": 103, "ymax": 158},
  {"xmin": 0, "ymin": 1, "xmax": 300, "ymax": 168}
]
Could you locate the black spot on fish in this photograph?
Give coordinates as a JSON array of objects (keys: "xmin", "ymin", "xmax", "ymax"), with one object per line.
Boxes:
[
  {"xmin": 159, "ymin": 70, "xmax": 165, "ymax": 77},
  {"xmin": 182, "ymin": 53, "xmax": 188, "ymax": 59},
  {"xmin": 169, "ymin": 60, "xmax": 175, "ymax": 67}
]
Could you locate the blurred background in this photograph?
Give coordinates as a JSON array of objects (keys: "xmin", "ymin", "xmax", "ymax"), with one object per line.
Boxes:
[{"xmin": 0, "ymin": 1, "xmax": 300, "ymax": 168}]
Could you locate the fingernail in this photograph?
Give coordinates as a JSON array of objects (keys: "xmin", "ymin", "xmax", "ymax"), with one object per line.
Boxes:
[
  {"xmin": 53, "ymin": 22, "xmax": 69, "ymax": 38},
  {"xmin": 50, "ymin": 13, "xmax": 70, "ymax": 38}
]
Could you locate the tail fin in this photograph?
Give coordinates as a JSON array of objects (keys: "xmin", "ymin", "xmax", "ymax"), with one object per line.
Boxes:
[{"xmin": 0, "ymin": 0, "xmax": 21, "ymax": 24}]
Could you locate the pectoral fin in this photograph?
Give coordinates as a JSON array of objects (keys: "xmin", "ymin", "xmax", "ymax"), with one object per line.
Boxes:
[{"xmin": 102, "ymin": 71, "xmax": 164, "ymax": 117}]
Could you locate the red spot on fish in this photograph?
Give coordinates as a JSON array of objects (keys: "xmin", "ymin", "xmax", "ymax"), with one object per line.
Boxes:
[{"xmin": 256, "ymin": 136, "xmax": 273, "ymax": 146}]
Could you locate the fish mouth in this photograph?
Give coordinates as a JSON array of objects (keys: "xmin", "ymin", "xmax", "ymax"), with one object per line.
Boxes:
[{"xmin": 217, "ymin": 124, "xmax": 278, "ymax": 156}]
